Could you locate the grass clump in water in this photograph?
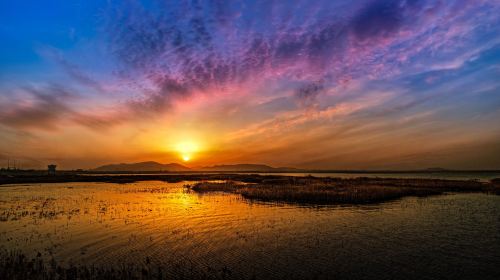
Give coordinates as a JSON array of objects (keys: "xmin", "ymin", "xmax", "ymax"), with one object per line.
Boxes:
[{"xmin": 188, "ymin": 177, "xmax": 492, "ymax": 205}]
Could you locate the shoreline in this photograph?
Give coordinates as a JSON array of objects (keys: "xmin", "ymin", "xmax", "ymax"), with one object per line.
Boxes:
[
  {"xmin": 1, "ymin": 172, "xmax": 499, "ymax": 185},
  {"xmin": 2, "ymin": 173, "xmax": 498, "ymax": 205}
]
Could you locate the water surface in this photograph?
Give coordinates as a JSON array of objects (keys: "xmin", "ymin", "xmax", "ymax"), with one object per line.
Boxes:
[
  {"xmin": 80, "ymin": 171, "xmax": 500, "ymax": 181},
  {"xmin": 0, "ymin": 181, "xmax": 499, "ymax": 279}
]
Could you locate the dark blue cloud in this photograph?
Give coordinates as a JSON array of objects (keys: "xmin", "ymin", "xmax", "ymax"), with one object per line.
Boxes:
[{"xmin": 351, "ymin": 1, "xmax": 406, "ymax": 41}]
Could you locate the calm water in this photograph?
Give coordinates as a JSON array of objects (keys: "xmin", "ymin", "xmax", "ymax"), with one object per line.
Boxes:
[
  {"xmin": 252, "ymin": 172, "xmax": 500, "ymax": 181},
  {"xmin": 81, "ymin": 171, "xmax": 500, "ymax": 181},
  {"xmin": 0, "ymin": 181, "xmax": 499, "ymax": 279}
]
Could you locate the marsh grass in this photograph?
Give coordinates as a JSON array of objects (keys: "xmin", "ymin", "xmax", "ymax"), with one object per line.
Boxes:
[
  {"xmin": 0, "ymin": 250, "xmax": 235, "ymax": 280},
  {"xmin": 0, "ymin": 173, "xmax": 268, "ymax": 186},
  {"xmin": 188, "ymin": 177, "xmax": 493, "ymax": 205},
  {"xmin": 189, "ymin": 181, "xmax": 245, "ymax": 193},
  {"xmin": 488, "ymin": 178, "xmax": 500, "ymax": 194}
]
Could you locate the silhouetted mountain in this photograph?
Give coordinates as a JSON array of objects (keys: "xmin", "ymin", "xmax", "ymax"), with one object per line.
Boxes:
[
  {"xmin": 200, "ymin": 164, "xmax": 300, "ymax": 172},
  {"xmin": 424, "ymin": 167, "xmax": 449, "ymax": 172},
  {"xmin": 93, "ymin": 161, "xmax": 190, "ymax": 172}
]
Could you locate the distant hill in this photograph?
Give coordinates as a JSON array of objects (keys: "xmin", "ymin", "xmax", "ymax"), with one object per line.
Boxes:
[
  {"xmin": 93, "ymin": 161, "xmax": 191, "ymax": 172},
  {"xmin": 200, "ymin": 164, "xmax": 300, "ymax": 172},
  {"xmin": 93, "ymin": 161, "xmax": 301, "ymax": 172},
  {"xmin": 424, "ymin": 167, "xmax": 449, "ymax": 172}
]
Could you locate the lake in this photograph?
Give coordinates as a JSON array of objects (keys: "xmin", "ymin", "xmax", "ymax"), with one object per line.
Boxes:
[
  {"xmin": 1, "ymin": 181, "xmax": 499, "ymax": 279},
  {"xmin": 250, "ymin": 171, "xmax": 500, "ymax": 181},
  {"xmin": 80, "ymin": 171, "xmax": 500, "ymax": 181}
]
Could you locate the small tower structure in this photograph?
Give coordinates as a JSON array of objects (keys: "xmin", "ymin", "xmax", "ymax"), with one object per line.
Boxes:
[{"xmin": 48, "ymin": 164, "xmax": 57, "ymax": 175}]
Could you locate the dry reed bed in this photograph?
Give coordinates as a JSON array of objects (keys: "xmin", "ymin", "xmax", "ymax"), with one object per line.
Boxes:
[
  {"xmin": 489, "ymin": 178, "xmax": 500, "ymax": 194},
  {"xmin": 0, "ymin": 250, "xmax": 233, "ymax": 280},
  {"xmin": 188, "ymin": 177, "xmax": 497, "ymax": 205}
]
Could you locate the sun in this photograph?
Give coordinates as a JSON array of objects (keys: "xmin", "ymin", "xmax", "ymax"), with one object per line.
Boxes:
[{"xmin": 175, "ymin": 141, "xmax": 199, "ymax": 162}]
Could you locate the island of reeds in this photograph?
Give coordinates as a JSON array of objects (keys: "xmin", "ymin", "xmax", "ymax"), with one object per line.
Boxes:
[{"xmin": 187, "ymin": 176, "xmax": 500, "ymax": 205}]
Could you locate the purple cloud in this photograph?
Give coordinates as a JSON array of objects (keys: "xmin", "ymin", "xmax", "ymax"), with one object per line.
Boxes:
[
  {"xmin": 100, "ymin": 0, "xmax": 499, "ymax": 117},
  {"xmin": 2, "ymin": 0, "xmax": 499, "ymax": 135}
]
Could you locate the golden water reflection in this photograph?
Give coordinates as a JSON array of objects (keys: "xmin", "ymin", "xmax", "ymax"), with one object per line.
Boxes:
[{"xmin": 0, "ymin": 181, "xmax": 499, "ymax": 279}]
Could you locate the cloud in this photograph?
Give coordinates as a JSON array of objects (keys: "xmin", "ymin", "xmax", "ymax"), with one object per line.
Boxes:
[
  {"xmin": 0, "ymin": 84, "xmax": 123, "ymax": 132},
  {"xmin": 0, "ymin": 85, "xmax": 74, "ymax": 131},
  {"xmin": 57, "ymin": 58, "xmax": 104, "ymax": 93},
  {"xmin": 37, "ymin": 46, "xmax": 104, "ymax": 93},
  {"xmin": 294, "ymin": 81, "xmax": 325, "ymax": 108},
  {"xmin": 351, "ymin": 0, "xmax": 405, "ymax": 41},
  {"xmin": 70, "ymin": 113, "xmax": 125, "ymax": 131},
  {"xmin": 98, "ymin": 0, "xmax": 499, "ymax": 119},
  {"xmin": 125, "ymin": 76, "xmax": 192, "ymax": 115},
  {"xmin": 227, "ymin": 90, "xmax": 394, "ymax": 142},
  {"xmin": 3, "ymin": 0, "xmax": 500, "ymax": 153}
]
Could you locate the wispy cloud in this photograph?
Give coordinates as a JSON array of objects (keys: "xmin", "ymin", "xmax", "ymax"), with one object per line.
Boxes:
[
  {"xmin": 37, "ymin": 46, "xmax": 105, "ymax": 93},
  {"xmin": 0, "ymin": 85, "xmax": 74, "ymax": 131},
  {"xmin": 100, "ymin": 0, "xmax": 499, "ymax": 116}
]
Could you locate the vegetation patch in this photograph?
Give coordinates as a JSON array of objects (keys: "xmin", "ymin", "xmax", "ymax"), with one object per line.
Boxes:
[
  {"xmin": 187, "ymin": 177, "xmax": 495, "ymax": 205},
  {"xmin": 0, "ymin": 250, "xmax": 234, "ymax": 280}
]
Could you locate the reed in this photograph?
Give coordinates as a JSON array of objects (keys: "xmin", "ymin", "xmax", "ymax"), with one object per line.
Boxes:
[
  {"xmin": 488, "ymin": 178, "xmax": 500, "ymax": 194},
  {"xmin": 0, "ymin": 250, "xmax": 232, "ymax": 280},
  {"xmin": 188, "ymin": 177, "xmax": 494, "ymax": 205}
]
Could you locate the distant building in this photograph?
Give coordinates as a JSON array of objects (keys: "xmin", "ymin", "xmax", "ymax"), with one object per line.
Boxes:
[{"xmin": 48, "ymin": 164, "xmax": 57, "ymax": 175}]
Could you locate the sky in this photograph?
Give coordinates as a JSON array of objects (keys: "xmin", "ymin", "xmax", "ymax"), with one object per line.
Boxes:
[{"xmin": 1, "ymin": 0, "xmax": 500, "ymax": 170}]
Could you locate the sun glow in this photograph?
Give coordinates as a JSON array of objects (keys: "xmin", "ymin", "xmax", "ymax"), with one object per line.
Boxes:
[{"xmin": 175, "ymin": 141, "xmax": 199, "ymax": 162}]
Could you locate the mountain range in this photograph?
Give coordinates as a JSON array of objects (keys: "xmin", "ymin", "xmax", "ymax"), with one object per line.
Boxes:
[
  {"xmin": 199, "ymin": 164, "xmax": 300, "ymax": 172},
  {"xmin": 93, "ymin": 161, "xmax": 299, "ymax": 172},
  {"xmin": 93, "ymin": 161, "xmax": 191, "ymax": 172},
  {"xmin": 92, "ymin": 162, "xmax": 459, "ymax": 173}
]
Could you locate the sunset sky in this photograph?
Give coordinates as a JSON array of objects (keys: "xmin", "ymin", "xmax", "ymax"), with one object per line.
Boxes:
[{"xmin": 1, "ymin": 0, "xmax": 500, "ymax": 170}]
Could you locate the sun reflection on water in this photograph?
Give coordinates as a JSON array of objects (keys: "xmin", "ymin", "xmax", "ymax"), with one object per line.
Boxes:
[{"xmin": 0, "ymin": 181, "xmax": 499, "ymax": 279}]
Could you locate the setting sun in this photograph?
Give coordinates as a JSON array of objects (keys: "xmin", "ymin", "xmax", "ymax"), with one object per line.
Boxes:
[{"xmin": 175, "ymin": 141, "xmax": 199, "ymax": 162}]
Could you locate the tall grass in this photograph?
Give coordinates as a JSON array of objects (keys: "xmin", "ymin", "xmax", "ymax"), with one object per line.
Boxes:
[
  {"xmin": 188, "ymin": 177, "xmax": 494, "ymax": 205},
  {"xmin": 0, "ymin": 250, "xmax": 233, "ymax": 280},
  {"xmin": 488, "ymin": 178, "xmax": 500, "ymax": 194}
]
